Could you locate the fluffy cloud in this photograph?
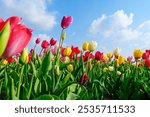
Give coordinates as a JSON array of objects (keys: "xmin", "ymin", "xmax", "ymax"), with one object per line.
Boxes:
[
  {"xmin": 89, "ymin": 10, "xmax": 150, "ymax": 56},
  {"xmin": 1, "ymin": 0, "xmax": 56, "ymax": 30}
]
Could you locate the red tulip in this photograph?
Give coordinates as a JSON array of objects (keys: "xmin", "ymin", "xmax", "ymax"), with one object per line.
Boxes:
[
  {"xmin": 61, "ymin": 16, "xmax": 73, "ymax": 29},
  {"xmin": 35, "ymin": 38, "xmax": 40, "ymax": 44},
  {"xmin": 6, "ymin": 57, "xmax": 15, "ymax": 63},
  {"xmin": 0, "ymin": 16, "xmax": 32, "ymax": 58},
  {"xmin": 41, "ymin": 40, "xmax": 49, "ymax": 49},
  {"xmin": 50, "ymin": 38, "xmax": 57, "ymax": 46},
  {"xmin": 79, "ymin": 73, "xmax": 89, "ymax": 85},
  {"xmin": 145, "ymin": 59, "xmax": 150, "ymax": 68},
  {"xmin": 95, "ymin": 51, "xmax": 103, "ymax": 61},
  {"xmin": 142, "ymin": 52, "xmax": 149, "ymax": 60},
  {"xmin": 83, "ymin": 51, "xmax": 94, "ymax": 61},
  {"xmin": 70, "ymin": 46, "xmax": 81, "ymax": 58},
  {"xmin": 146, "ymin": 50, "xmax": 150, "ymax": 55}
]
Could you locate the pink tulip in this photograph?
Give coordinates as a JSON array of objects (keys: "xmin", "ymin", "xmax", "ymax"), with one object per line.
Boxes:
[
  {"xmin": 41, "ymin": 40, "xmax": 49, "ymax": 49},
  {"xmin": 50, "ymin": 45, "xmax": 58, "ymax": 55},
  {"xmin": 61, "ymin": 16, "xmax": 73, "ymax": 29},
  {"xmin": 35, "ymin": 38, "xmax": 40, "ymax": 44},
  {"xmin": 127, "ymin": 56, "xmax": 133, "ymax": 62},
  {"xmin": 50, "ymin": 38, "xmax": 57, "ymax": 46},
  {"xmin": 0, "ymin": 16, "xmax": 32, "ymax": 58}
]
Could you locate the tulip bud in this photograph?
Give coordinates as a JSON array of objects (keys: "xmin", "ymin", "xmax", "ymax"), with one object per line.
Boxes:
[
  {"xmin": 82, "ymin": 42, "xmax": 89, "ymax": 51},
  {"xmin": 19, "ymin": 48, "xmax": 29, "ymax": 64},
  {"xmin": 35, "ymin": 38, "xmax": 40, "ymax": 44},
  {"xmin": 63, "ymin": 47, "xmax": 72, "ymax": 56},
  {"xmin": 117, "ymin": 71, "xmax": 121, "ymax": 75},
  {"xmin": 103, "ymin": 67, "xmax": 108, "ymax": 73},
  {"xmin": 108, "ymin": 66, "xmax": 114, "ymax": 71},
  {"xmin": 50, "ymin": 38, "xmax": 57, "ymax": 46},
  {"xmin": 41, "ymin": 40, "xmax": 50, "ymax": 49},
  {"xmin": 67, "ymin": 64, "xmax": 73, "ymax": 72},
  {"xmin": 88, "ymin": 40, "xmax": 97, "ymax": 52},
  {"xmin": 79, "ymin": 73, "xmax": 88, "ymax": 85},
  {"xmin": 61, "ymin": 31, "xmax": 66, "ymax": 41},
  {"xmin": 61, "ymin": 16, "xmax": 73, "ymax": 29},
  {"xmin": 55, "ymin": 65, "xmax": 60, "ymax": 75}
]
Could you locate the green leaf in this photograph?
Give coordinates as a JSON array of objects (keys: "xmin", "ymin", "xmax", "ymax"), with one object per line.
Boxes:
[
  {"xmin": 0, "ymin": 21, "xmax": 11, "ymax": 56},
  {"xmin": 10, "ymin": 78, "xmax": 18, "ymax": 100},
  {"xmin": 66, "ymin": 92, "xmax": 79, "ymax": 100}
]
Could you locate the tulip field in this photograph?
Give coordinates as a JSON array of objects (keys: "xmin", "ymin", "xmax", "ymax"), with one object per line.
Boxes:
[{"xmin": 0, "ymin": 16, "xmax": 150, "ymax": 100}]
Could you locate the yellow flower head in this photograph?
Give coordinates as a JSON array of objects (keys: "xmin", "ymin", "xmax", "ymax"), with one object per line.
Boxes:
[
  {"xmin": 133, "ymin": 49, "xmax": 143, "ymax": 59},
  {"xmin": 88, "ymin": 40, "xmax": 97, "ymax": 52},
  {"xmin": 19, "ymin": 48, "xmax": 29, "ymax": 64},
  {"xmin": 64, "ymin": 47, "xmax": 72, "ymax": 56},
  {"xmin": 102, "ymin": 54, "xmax": 108, "ymax": 62},
  {"xmin": 82, "ymin": 42, "xmax": 89, "ymax": 51},
  {"xmin": 118, "ymin": 56, "xmax": 125, "ymax": 65},
  {"xmin": 103, "ymin": 67, "xmax": 108, "ymax": 73},
  {"xmin": 67, "ymin": 64, "xmax": 73, "ymax": 72},
  {"xmin": 2, "ymin": 60, "xmax": 8, "ymax": 65},
  {"xmin": 107, "ymin": 53, "xmax": 113, "ymax": 59}
]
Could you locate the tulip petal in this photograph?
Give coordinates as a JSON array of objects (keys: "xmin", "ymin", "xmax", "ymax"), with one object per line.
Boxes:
[
  {"xmin": 2, "ymin": 24, "xmax": 32, "ymax": 58},
  {"xmin": 0, "ymin": 21, "xmax": 10, "ymax": 57}
]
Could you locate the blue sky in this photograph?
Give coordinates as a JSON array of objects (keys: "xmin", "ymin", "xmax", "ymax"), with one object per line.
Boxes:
[{"xmin": 1, "ymin": 0, "xmax": 150, "ymax": 57}]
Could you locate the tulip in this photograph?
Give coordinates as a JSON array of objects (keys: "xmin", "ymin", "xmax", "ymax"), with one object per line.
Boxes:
[
  {"xmin": 41, "ymin": 40, "xmax": 50, "ymax": 49},
  {"xmin": 103, "ymin": 67, "xmax": 108, "ymax": 73},
  {"xmin": 50, "ymin": 38, "xmax": 57, "ymax": 46},
  {"xmin": 70, "ymin": 46, "xmax": 81, "ymax": 58},
  {"xmin": 133, "ymin": 49, "xmax": 143, "ymax": 60},
  {"xmin": 113, "ymin": 48, "xmax": 121, "ymax": 58},
  {"xmin": 83, "ymin": 51, "xmax": 94, "ymax": 61},
  {"xmin": 79, "ymin": 73, "xmax": 89, "ymax": 85},
  {"xmin": 63, "ymin": 47, "xmax": 72, "ymax": 56},
  {"xmin": 19, "ymin": 48, "xmax": 29, "ymax": 64},
  {"xmin": 2, "ymin": 60, "xmax": 8, "ymax": 65},
  {"xmin": 0, "ymin": 16, "xmax": 32, "ymax": 58},
  {"xmin": 61, "ymin": 16, "xmax": 73, "ymax": 29},
  {"xmin": 108, "ymin": 66, "xmax": 114, "ymax": 71},
  {"xmin": 145, "ymin": 59, "xmax": 150, "ymax": 68},
  {"xmin": 142, "ymin": 52, "xmax": 149, "ymax": 60},
  {"xmin": 67, "ymin": 64, "xmax": 73, "ymax": 72},
  {"xmin": 102, "ymin": 54, "xmax": 108, "ymax": 62},
  {"xmin": 107, "ymin": 53, "xmax": 113, "ymax": 59},
  {"xmin": 88, "ymin": 40, "xmax": 97, "ymax": 52},
  {"xmin": 118, "ymin": 56, "xmax": 125, "ymax": 65},
  {"xmin": 82, "ymin": 42, "xmax": 89, "ymax": 51},
  {"xmin": 95, "ymin": 51, "xmax": 103, "ymax": 61},
  {"xmin": 6, "ymin": 57, "xmax": 15, "ymax": 63},
  {"xmin": 117, "ymin": 71, "xmax": 121, "ymax": 75},
  {"xmin": 127, "ymin": 56, "xmax": 133, "ymax": 62},
  {"xmin": 35, "ymin": 38, "xmax": 40, "ymax": 44},
  {"xmin": 54, "ymin": 65, "xmax": 60, "ymax": 75},
  {"xmin": 50, "ymin": 45, "xmax": 58, "ymax": 55}
]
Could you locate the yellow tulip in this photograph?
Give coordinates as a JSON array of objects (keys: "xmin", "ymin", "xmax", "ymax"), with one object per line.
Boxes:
[
  {"xmin": 102, "ymin": 54, "xmax": 108, "ymax": 62},
  {"xmin": 88, "ymin": 40, "xmax": 97, "ymax": 52},
  {"xmin": 63, "ymin": 47, "xmax": 72, "ymax": 56},
  {"xmin": 118, "ymin": 56, "xmax": 125, "ymax": 65},
  {"xmin": 2, "ymin": 60, "xmax": 8, "ymax": 65},
  {"xmin": 107, "ymin": 53, "xmax": 113, "ymax": 59},
  {"xmin": 67, "ymin": 64, "xmax": 73, "ymax": 72},
  {"xmin": 133, "ymin": 49, "xmax": 143, "ymax": 59},
  {"xmin": 82, "ymin": 42, "xmax": 89, "ymax": 51},
  {"xmin": 19, "ymin": 48, "xmax": 29, "ymax": 64}
]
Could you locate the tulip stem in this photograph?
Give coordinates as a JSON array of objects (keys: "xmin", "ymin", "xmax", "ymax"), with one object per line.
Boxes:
[
  {"xmin": 39, "ymin": 48, "xmax": 43, "ymax": 56},
  {"xmin": 17, "ymin": 65, "xmax": 24, "ymax": 99}
]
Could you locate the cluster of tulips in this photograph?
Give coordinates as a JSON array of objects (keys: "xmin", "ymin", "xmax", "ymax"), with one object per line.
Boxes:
[{"xmin": 0, "ymin": 16, "xmax": 150, "ymax": 100}]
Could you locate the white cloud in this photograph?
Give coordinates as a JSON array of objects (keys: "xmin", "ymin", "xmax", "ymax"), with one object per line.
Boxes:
[
  {"xmin": 89, "ymin": 10, "xmax": 150, "ymax": 56},
  {"xmin": 1, "ymin": 0, "xmax": 56, "ymax": 30}
]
